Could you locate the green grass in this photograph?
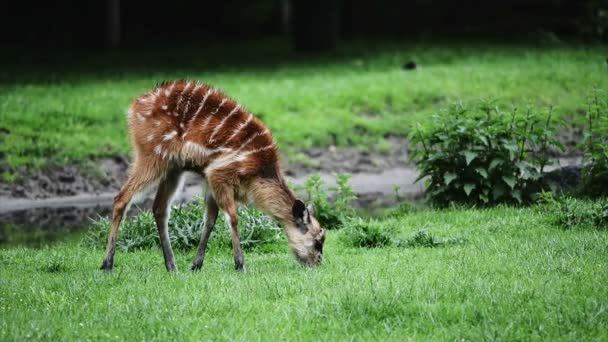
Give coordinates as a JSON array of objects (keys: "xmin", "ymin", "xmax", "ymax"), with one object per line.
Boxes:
[
  {"xmin": 1, "ymin": 206, "xmax": 607, "ymax": 340},
  {"xmin": 0, "ymin": 41, "xmax": 606, "ymax": 174}
]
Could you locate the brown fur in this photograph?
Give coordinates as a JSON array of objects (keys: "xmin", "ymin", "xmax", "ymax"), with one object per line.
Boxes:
[{"xmin": 100, "ymin": 80, "xmax": 325, "ymax": 272}]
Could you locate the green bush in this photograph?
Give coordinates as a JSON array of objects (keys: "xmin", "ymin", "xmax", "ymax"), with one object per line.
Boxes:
[
  {"xmin": 410, "ymin": 103, "xmax": 562, "ymax": 207},
  {"xmin": 579, "ymin": 88, "xmax": 608, "ymax": 198},
  {"xmin": 548, "ymin": 197, "xmax": 608, "ymax": 230},
  {"xmin": 83, "ymin": 198, "xmax": 283, "ymax": 253},
  {"xmin": 296, "ymin": 174, "xmax": 357, "ymax": 229}
]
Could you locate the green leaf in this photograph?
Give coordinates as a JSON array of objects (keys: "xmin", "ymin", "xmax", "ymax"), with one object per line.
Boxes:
[
  {"xmin": 492, "ymin": 184, "xmax": 506, "ymax": 200},
  {"xmin": 463, "ymin": 183, "xmax": 476, "ymax": 196},
  {"xmin": 489, "ymin": 159, "xmax": 503, "ymax": 171},
  {"xmin": 511, "ymin": 190, "xmax": 522, "ymax": 203},
  {"xmin": 475, "ymin": 167, "xmax": 489, "ymax": 179},
  {"xmin": 443, "ymin": 173, "xmax": 457, "ymax": 185},
  {"xmin": 502, "ymin": 175, "xmax": 517, "ymax": 189},
  {"xmin": 461, "ymin": 151, "xmax": 478, "ymax": 166}
]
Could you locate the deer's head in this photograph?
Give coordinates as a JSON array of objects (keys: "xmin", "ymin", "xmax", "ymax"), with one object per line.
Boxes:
[{"xmin": 286, "ymin": 200, "xmax": 325, "ymax": 266}]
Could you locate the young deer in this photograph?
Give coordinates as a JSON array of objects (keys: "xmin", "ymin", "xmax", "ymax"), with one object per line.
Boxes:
[{"xmin": 100, "ymin": 80, "xmax": 325, "ymax": 272}]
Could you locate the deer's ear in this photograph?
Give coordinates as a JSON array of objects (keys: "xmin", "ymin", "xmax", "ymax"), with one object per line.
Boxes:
[
  {"xmin": 306, "ymin": 203, "xmax": 315, "ymax": 216},
  {"xmin": 292, "ymin": 200, "xmax": 310, "ymax": 229}
]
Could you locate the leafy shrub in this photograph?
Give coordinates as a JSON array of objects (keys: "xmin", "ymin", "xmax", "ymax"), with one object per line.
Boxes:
[
  {"xmin": 410, "ymin": 103, "xmax": 562, "ymax": 207},
  {"xmin": 579, "ymin": 88, "xmax": 608, "ymax": 198},
  {"xmin": 83, "ymin": 197, "xmax": 283, "ymax": 252},
  {"xmin": 341, "ymin": 218, "xmax": 393, "ymax": 248},
  {"xmin": 548, "ymin": 197, "xmax": 608, "ymax": 230},
  {"xmin": 296, "ymin": 174, "xmax": 357, "ymax": 229}
]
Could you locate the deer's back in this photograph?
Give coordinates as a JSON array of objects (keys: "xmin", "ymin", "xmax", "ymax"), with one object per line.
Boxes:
[{"xmin": 127, "ymin": 80, "xmax": 277, "ymax": 178}]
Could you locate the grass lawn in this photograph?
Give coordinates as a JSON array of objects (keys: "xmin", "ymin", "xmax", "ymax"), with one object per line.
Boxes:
[
  {"xmin": 1, "ymin": 206, "xmax": 607, "ymax": 340},
  {"xmin": 0, "ymin": 41, "xmax": 606, "ymax": 177}
]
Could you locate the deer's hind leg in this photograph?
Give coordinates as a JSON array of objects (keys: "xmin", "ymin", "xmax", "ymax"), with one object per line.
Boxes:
[
  {"xmin": 153, "ymin": 169, "xmax": 183, "ymax": 272},
  {"xmin": 101, "ymin": 159, "xmax": 162, "ymax": 271}
]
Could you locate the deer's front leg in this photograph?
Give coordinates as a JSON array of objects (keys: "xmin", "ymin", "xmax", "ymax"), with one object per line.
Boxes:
[{"xmin": 191, "ymin": 191, "xmax": 219, "ymax": 271}]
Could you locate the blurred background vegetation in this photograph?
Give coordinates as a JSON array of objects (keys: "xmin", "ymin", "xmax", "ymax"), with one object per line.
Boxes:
[{"xmin": 0, "ymin": 0, "xmax": 606, "ymax": 179}]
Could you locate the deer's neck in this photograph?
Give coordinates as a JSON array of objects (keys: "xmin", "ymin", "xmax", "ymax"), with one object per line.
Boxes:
[{"xmin": 251, "ymin": 176, "xmax": 296, "ymax": 226}]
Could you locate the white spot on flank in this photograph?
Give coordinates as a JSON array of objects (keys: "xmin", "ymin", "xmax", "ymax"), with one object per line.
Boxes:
[
  {"xmin": 153, "ymin": 120, "xmax": 161, "ymax": 126},
  {"xmin": 161, "ymin": 105, "xmax": 168, "ymax": 110},
  {"xmin": 209, "ymin": 104, "xmax": 240, "ymax": 142},
  {"xmin": 147, "ymin": 134, "xmax": 155, "ymax": 142},
  {"xmin": 163, "ymin": 130, "xmax": 178, "ymax": 141},
  {"xmin": 154, "ymin": 145, "xmax": 163, "ymax": 155}
]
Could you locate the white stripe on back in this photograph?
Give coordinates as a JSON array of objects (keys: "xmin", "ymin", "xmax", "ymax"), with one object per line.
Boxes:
[
  {"xmin": 224, "ymin": 113, "xmax": 252, "ymax": 144},
  {"xmin": 209, "ymin": 104, "xmax": 240, "ymax": 143},
  {"xmin": 187, "ymin": 88, "xmax": 214, "ymax": 129},
  {"xmin": 175, "ymin": 82, "xmax": 193, "ymax": 113},
  {"xmin": 183, "ymin": 83, "xmax": 202, "ymax": 115}
]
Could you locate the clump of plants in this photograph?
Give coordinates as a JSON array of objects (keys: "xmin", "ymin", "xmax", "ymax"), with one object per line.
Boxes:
[
  {"xmin": 341, "ymin": 218, "xmax": 466, "ymax": 249},
  {"xmin": 341, "ymin": 218, "xmax": 393, "ymax": 248},
  {"xmin": 83, "ymin": 197, "xmax": 283, "ymax": 253},
  {"xmin": 295, "ymin": 174, "xmax": 357, "ymax": 229},
  {"xmin": 545, "ymin": 196, "xmax": 608, "ymax": 230},
  {"xmin": 579, "ymin": 88, "xmax": 608, "ymax": 198},
  {"xmin": 84, "ymin": 174, "xmax": 359, "ymax": 252},
  {"xmin": 410, "ymin": 102, "xmax": 562, "ymax": 207}
]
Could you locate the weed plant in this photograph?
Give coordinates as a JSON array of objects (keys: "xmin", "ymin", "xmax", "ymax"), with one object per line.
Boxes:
[{"xmin": 295, "ymin": 174, "xmax": 356, "ymax": 229}]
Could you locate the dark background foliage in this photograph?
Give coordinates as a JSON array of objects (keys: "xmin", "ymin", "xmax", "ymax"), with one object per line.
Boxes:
[{"xmin": 1, "ymin": 0, "xmax": 605, "ymax": 49}]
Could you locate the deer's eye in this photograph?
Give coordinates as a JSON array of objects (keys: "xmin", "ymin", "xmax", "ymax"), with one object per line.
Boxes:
[{"xmin": 314, "ymin": 240, "xmax": 323, "ymax": 252}]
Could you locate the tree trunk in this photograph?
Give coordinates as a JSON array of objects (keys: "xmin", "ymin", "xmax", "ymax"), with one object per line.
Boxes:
[{"xmin": 106, "ymin": 0, "xmax": 120, "ymax": 48}]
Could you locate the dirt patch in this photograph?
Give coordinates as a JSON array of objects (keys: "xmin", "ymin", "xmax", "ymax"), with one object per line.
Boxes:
[
  {"xmin": 0, "ymin": 157, "xmax": 129, "ymax": 199},
  {"xmin": 284, "ymin": 136, "xmax": 411, "ymax": 177},
  {"xmin": 0, "ymin": 131, "xmax": 582, "ymax": 200},
  {"xmin": 0, "ymin": 137, "xmax": 412, "ymax": 199}
]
